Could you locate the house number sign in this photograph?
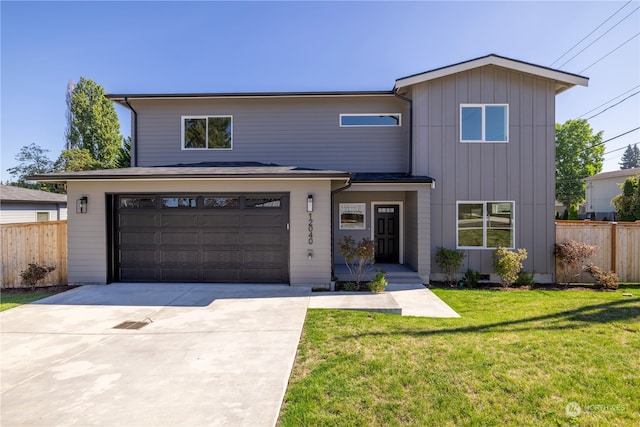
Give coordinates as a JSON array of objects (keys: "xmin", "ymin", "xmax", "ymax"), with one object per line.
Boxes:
[{"xmin": 308, "ymin": 213, "xmax": 314, "ymax": 245}]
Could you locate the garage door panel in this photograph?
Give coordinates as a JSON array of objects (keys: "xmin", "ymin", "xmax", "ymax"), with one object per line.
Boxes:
[
  {"xmin": 120, "ymin": 232, "xmax": 158, "ymax": 245},
  {"xmin": 203, "ymin": 232, "xmax": 240, "ymax": 245},
  {"xmin": 116, "ymin": 193, "xmax": 289, "ymax": 283},
  {"xmin": 161, "ymin": 214, "xmax": 199, "ymax": 227},
  {"xmin": 203, "ymin": 250, "xmax": 241, "ymax": 263},
  {"xmin": 119, "ymin": 213, "xmax": 158, "ymax": 227},
  {"xmin": 161, "ymin": 232, "xmax": 199, "ymax": 245},
  {"xmin": 202, "ymin": 269, "xmax": 241, "ymax": 282},
  {"xmin": 201, "ymin": 215, "xmax": 241, "ymax": 227}
]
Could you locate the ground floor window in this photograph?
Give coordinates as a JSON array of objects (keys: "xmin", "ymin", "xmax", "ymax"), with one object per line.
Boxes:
[
  {"xmin": 36, "ymin": 212, "xmax": 50, "ymax": 222},
  {"xmin": 457, "ymin": 201, "xmax": 514, "ymax": 249}
]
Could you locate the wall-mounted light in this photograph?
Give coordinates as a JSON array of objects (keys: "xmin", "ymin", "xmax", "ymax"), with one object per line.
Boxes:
[
  {"xmin": 76, "ymin": 196, "xmax": 88, "ymax": 214},
  {"xmin": 307, "ymin": 250, "xmax": 313, "ymax": 260},
  {"xmin": 307, "ymin": 194, "xmax": 313, "ymax": 212}
]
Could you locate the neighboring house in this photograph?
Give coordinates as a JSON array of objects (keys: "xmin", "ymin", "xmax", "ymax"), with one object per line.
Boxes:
[
  {"xmin": 584, "ymin": 167, "xmax": 640, "ymax": 221},
  {"xmin": 0, "ymin": 185, "xmax": 67, "ymax": 224},
  {"xmin": 31, "ymin": 54, "xmax": 587, "ymax": 285}
]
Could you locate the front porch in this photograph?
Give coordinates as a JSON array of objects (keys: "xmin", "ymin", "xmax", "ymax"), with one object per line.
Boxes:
[{"xmin": 333, "ymin": 263, "xmax": 425, "ymax": 284}]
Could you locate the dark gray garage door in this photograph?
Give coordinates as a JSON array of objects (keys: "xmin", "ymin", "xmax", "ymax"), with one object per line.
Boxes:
[{"xmin": 115, "ymin": 194, "xmax": 289, "ymax": 283}]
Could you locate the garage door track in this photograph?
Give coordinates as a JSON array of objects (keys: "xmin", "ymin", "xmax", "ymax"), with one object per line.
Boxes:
[{"xmin": 1, "ymin": 284, "xmax": 310, "ymax": 427}]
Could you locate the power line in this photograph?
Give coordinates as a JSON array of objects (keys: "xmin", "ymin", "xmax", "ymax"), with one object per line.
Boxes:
[
  {"xmin": 604, "ymin": 141, "xmax": 639, "ymax": 156},
  {"xmin": 598, "ymin": 127, "xmax": 640, "ymax": 146},
  {"xmin": 579, "ymin": 32, "xmax": 640, "ymax": 73},
  {"xmin": 550, "ymin": 0, "xmax": 633, "ymax": 67},
  {"xmin": 557, "ymin": 5, "xmax": 639, "ymax": 69},
  {"xmin": 585, "ymin": 91, "xmax": 640, "ymax": 120},
  {"xmin": 578, "ymin": 85, "xmax": 640, "ymax": 118}
]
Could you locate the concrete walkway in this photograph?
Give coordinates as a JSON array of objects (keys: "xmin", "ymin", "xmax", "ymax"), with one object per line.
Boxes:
[{"xmin": 308, "ymin": 283, "xmax": 460, "ymax": 318}]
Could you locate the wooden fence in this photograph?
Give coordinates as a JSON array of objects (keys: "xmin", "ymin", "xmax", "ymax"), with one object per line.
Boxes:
[
  {"xmin": 556, "ymin": 220, "xmax": 640, "ymax": 283},
  {"xmin": 1, "ymin": 220, "xmax": 67, "ymax": 288}
]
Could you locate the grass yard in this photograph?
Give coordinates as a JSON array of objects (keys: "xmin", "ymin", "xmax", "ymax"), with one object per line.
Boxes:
[
  {"xmin": 0, "ymin": 293, "xmax": 55, "ymax": 311},
  {"xmin": 279, "ymin": 289, "xmax": 639, "ymax": 426}
]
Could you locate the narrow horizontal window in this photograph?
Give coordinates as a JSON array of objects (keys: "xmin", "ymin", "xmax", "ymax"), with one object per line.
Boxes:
[
  {"xmin": 182, "ymin": 116, "xmax": 232, "ymax": 150},
  {"xmin": 162, "ymin": 197, "xmax": 197, "ymax": 208},
  {"xmin": 203, "ymin": 197, "xmax": 239, "ymax": 208},
  {"xmin": 460, "ymin": 104, "xmax": 508, "ymax": 142},
  {"xmin": 340, "ymin": 114, "xmax": 401, "ymax": 127},
  {"xmin": 457, "ymin": 201, "xmax": 514, "ymax": 249},
  {"xmin": 245, "ymin": 197, "xmax": 281, "ymax": 208},
  {"xmin": 36, "ymin": 212, "xmax": 50, "ymax": 222},
  {"xmin": 120, "ymin": 197, "xmax": 156, "ymax": 208}
]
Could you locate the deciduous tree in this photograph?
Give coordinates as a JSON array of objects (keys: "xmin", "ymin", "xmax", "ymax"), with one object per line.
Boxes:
[
  {"xmin": 6, "ymin": 143, "xmax": 57, "ymax": 191},
  {"xmin": 555, "ymin": 119, "xmax": 604, "ymax": 211}
]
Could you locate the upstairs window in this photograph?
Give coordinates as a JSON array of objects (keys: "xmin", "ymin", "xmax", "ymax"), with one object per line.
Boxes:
[
  {"xmin": 182, "ymin": 116, "xmax": 232, "ymax": 150},
  {"xmin": 460, "ymin": 104, "xmax": 508, "ymax": 142},
  {"xmin": 340, "ymin": 114, "xmax": 401, "ymax": 127}
]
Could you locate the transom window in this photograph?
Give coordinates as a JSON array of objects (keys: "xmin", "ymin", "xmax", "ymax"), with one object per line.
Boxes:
[
  {"xmin": 340, "ymin": 114, "xmax": 401, "ymax": 127},
  {"xmin": 460, "ymin": 104, "xmax": 508, "ymax": 142},
  {"xmin": 457, "ymin": 201, "xmax": 514, "ymax": 249},
  {"xmin": 182, "ymin": 116, "xmax": 232, "ymax": 150}
]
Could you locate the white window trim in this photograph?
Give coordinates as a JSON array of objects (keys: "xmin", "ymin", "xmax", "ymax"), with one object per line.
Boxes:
[
  {"xmin": 460, "ymin": 104, "xmax": 508, "ymax": 143},
  {"xmin": 370, "ymin": 201, "xmax": 404, "ymax": 264},
  {"xmin": 339, "ymin": 113, "xmax": 402, "ymax": 127},
  {"xmin": 181, "ymin": 115, "xmax": 233, "ymax": 150},
  {"xmin": 456, "ymin": 201, "xmax": 515, "ymax": 249}
]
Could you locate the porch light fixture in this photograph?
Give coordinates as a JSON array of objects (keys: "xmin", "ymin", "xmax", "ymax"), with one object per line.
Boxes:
[
  {"xmin": 307, "ymin": 194, "xmax": 313, "ymax": 212},
  {"xmin": 76, "ymin": 196, "xmax": 88, "ymax": 214}
]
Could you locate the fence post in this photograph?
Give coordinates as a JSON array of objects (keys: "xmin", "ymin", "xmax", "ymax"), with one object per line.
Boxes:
[{"xmin": 611, "ymin": 222, "xmax": 617, "ymax": 273}]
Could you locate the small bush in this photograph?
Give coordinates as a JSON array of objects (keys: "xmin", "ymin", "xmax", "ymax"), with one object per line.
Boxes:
[
  {"xmin": 435, "ymin": 247, "xmax": 465, "ymax": 286},
  {"xmin": 515, "ymin": 271, "xmax": 536, "ymax": 286},
  {"xmin": 493, "ymin": 248, "xmax": 528, "ymax": 288},
  {"xmin": 462, "ymin": 269, "xmax": 481, "ymax": 288},
  {"xmin": 343, "ymin": 282, "xmax": 359, "ymax": 291},
  {"xmin": 20, "ymin": 263, "xmax": 56, "ymax": 291},
  {"xmin": 368, "ymin": 271, "xmax": 387, "ymax": 293},
  {"xmin": 584, "ymin": 264, "xmax": 619, "ymax": 290},
  {"xmin": 338, "ymin": 236, "xmax": 376, "ymax": 286},
  {"xmin": 554, "ymin": 240, "xmax": 597, "ymax": 286}
]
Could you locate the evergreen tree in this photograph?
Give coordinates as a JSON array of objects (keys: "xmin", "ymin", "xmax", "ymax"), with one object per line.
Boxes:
[{"xmin": 619, "ymin": 144, "xmax": 640, "ymax": 169}]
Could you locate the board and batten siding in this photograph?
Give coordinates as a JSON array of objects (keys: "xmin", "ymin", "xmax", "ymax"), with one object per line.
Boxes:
[
  {"xmin": 130, "ymin": 96, "xmax": 409, "ymax": 173},
  {"xmin": 66, "ymin": 179, "xmax": 334, "ymax": 286},
  {"xmin": 412, "ymin": 65, "xmax": 556, "ymax": 281}
]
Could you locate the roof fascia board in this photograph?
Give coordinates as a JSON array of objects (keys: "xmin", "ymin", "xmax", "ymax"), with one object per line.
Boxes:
[
  {"xmin": 106, "ymin": 91, "xmax": 394, "ymax": 102},
  {"xmin": 30, "ymin": 176, "xmax": 350, "ymax": 183},
  {"xmin": 395, "ymin": 55, "xmax": 588, "ymax": 91}
]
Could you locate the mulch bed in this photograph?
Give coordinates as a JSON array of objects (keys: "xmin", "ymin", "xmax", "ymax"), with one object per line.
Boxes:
[
  {"xmin": 1, "ymin": 285, "xmax": 78, "ymax": 295},
  {"xmin": 427, "ymin": 281, "xmax": 612, "ymax": 292}
]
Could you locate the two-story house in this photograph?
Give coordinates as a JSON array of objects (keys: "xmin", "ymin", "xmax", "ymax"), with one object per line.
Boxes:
[{"xmin": 32, "ymin": 54, "xmax": 587, "ymax": 286}]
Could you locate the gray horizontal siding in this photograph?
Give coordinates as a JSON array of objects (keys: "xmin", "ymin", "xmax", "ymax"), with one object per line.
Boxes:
[{"xmin": 132, "ymin": 96, "xmax": 409, "ymax": 173}]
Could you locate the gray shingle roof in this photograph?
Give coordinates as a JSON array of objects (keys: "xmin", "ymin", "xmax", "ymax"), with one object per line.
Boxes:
[{"xmin": 0, "ymin": 185, "xmax": 67, "ymax": 203}]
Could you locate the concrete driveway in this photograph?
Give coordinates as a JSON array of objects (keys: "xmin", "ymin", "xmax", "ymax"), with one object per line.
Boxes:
[{"xmin": 1, "ymin": 284, "xmax": 311, "ymax": 427}]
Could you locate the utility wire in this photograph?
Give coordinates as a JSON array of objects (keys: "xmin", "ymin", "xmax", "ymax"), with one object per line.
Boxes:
[
  {"xmin": 550, "ymin": 0, "xmax": 632, "ymax": 67},
  {"xmin": 579, "ymin": 85, "xmax": 640, "ymax": 118},
  {"xmin": 557, "ymin": 5, "xmax": 639, "ymax": 69},
  {"xmin": 598, "ymin": 127, "xmax": 640, "ymax": 146},
  {"xmin": 579, "ymin": 32, "xmax": 640, "ymax": 73},
  {"xmin": 585, "ymin": 91, "xmax": 640, "ymax": 120},
  {"xmin": 604, "ymin": 141, "xmax": 639, "ymax": 155}
]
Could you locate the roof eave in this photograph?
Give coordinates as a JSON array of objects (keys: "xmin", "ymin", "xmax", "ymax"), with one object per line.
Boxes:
[{"xmin": 394, "ymin": 54, "xmax": 588, "ymax": 93}]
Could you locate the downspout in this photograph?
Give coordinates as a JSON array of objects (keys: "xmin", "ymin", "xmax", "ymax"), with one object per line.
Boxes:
[
  {"xmin": 393, "ymin": 88, "xmax": 413, "ymax": 176},
  {"xmin": 123, "ymin": 97, "xmax": 138, "ymax": 167},
  {"xmin": 330, "ymin": 175, "xmax": 353, "ymax": 279}
]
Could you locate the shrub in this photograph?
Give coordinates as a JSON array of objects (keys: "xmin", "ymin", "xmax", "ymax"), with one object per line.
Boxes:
[
  {"xmin": 462, "ymin": 269, "xmax": 481, "ymax": 288},
  {"xmin": 338, "ymin": 236, "xmax": 376, "ymax": 286},
  {"xmin": 343, "ymin": 282, "xmax": 359, "ymax": 291},
  {"xmin": 368, "ymin": 271, "xmax": 387, "ymax": 293},
  {"xmin": 584, "ymin": 264, "xmax": 619, "ymax": 290},
  {"xmin": 554, "ymin": 240, "xmax": 597, "ymax": 286},
  {"xmin": 493, "ymin": 248, "xmax": 528, "ymax": 288},
  {"xmin": 434, "ymin": 247, "xmax": 465, "ymax": 286},
  {"xmin": 20, "ymin": 263, "xmax": 56, "ymax": 291},
  {"xmin": 568, "ymin": 205, "xmax": 579, "ymax": 220},
  {"xmin": 515, "ymin": 270, "xmax": 536, "ymax": 286}
]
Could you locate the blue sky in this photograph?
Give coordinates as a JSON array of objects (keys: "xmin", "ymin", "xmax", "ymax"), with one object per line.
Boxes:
[{"xmin": 2, "ymin": 1, "xmax": 639, "ymax": 182}]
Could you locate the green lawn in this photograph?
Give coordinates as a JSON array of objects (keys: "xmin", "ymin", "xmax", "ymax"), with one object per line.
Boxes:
[
  {"xmin": 279, "ymin": 288, "xmax": 640, "ymax": 426},
  {"xmin": 0, "ymin": 293, "xmax": 55, "ymax": 311}
]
